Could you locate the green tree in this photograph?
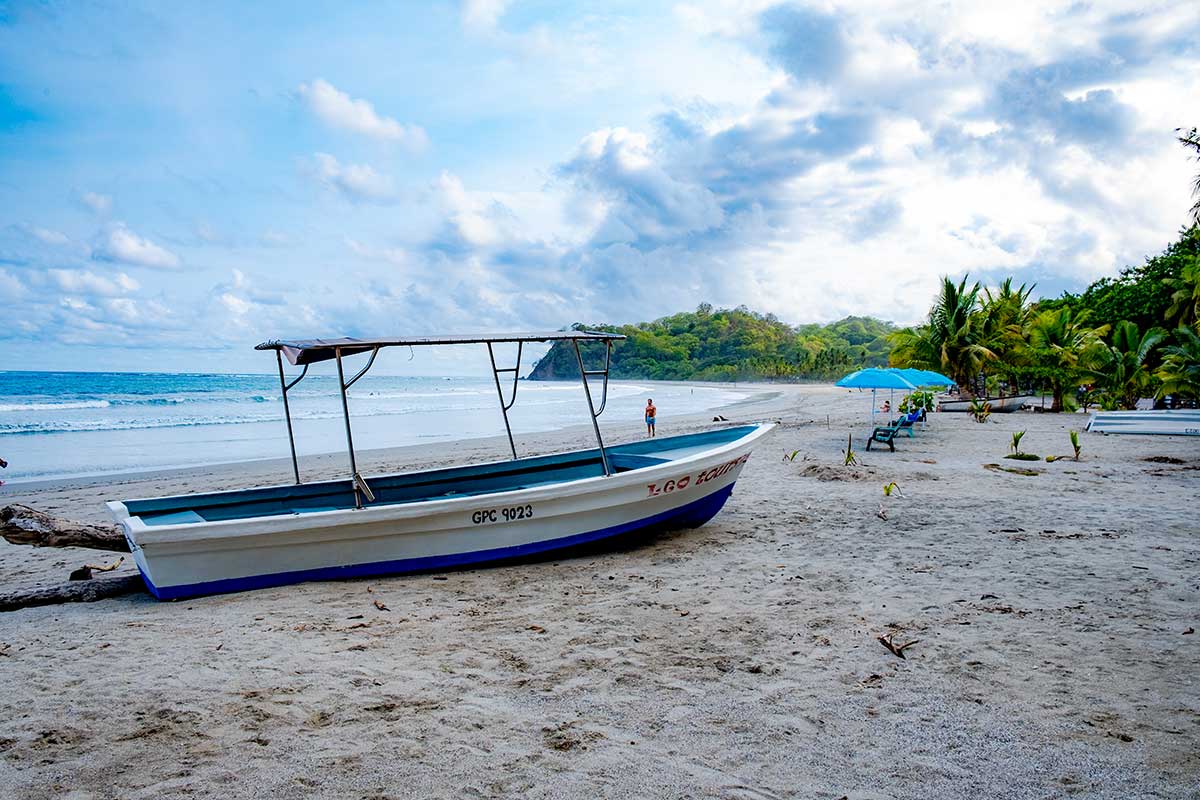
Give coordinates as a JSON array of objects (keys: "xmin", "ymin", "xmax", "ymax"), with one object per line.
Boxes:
[
  {"xmin": 1157, "ymin": 326, "xmax": 1200, "ymax": 401},
  {"xmin": 1163, "ymin": 256, "xmax": 1200, "ymax": 330},
  {"xmin": 890, "ymin": 276, "xmax": 993, "ymax": 395},
  {"xmin": 1042, "ymin": 226, "xmax": 1200, "ymax": 332},
  {"xmin": 1083, "ymin": 321, "xmax": 1167, "ymax": 409},
  {"xmin": 979, "ymin": 278, "xmax": 1035, "ymax": 389},
  {"xmin": 1025, "ymin": 307, "xmax": 1106, "ymax": 412},
  {"xmin": 528, "ymin": 308, "xmax": 896, "ymax": 382},
  {"xmin": 1180, "ymin": 127, "xmax": 1200, "ymax": 227}
]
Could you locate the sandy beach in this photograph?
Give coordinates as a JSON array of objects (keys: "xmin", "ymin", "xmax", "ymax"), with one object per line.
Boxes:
[{"xmin": 0, "ymin": 383, "xmax": 1196, "ymax": 799}]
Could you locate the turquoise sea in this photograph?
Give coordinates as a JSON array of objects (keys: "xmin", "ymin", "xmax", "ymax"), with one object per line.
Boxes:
[{"xmin": 0, "ymin": 371, "xmax": 748, "ymax": 483}]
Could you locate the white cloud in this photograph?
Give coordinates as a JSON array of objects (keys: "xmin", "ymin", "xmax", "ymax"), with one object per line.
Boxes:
[
  {"xmin": 346, "ymin": 238, "xmax": 409, "ymax": 267},
  {"xmin": 560, "ymin": 127, "xmax": 725, "ymax": 243},
  {"xmin": 80, "ymin": 191, "xmax": 113, "ymax": 214},
  {"xmin": 92, "ymin": 223, "xmax": 181, "ymax": 269},
  {"xmin": 436, "ymin": 171, "xmax": 505, "ymax": 247},
  {"xmin": 19, "ymin": 224, "xmax": 70, "ymax": 246},
  {"xmin": 218, "ymin": 292, "xmax": 252, "ymax": 316},
  {"xmin": 310, "ymin": 153, "xmax": 397, "ymax": 203},
  {"xmin": 462, "ymin": 0, "xmax": 512, "ymax": 33},
  {"xmin": 48, "ymin": 269, "xmax": 139, "ymax": 296},
  {"xmin": 0, "ymin": 269, "xmax": 26, "ymax": 300},
  {"xmin": 297, "ymin": 79, "xmax": 429, "ymax": 149}
]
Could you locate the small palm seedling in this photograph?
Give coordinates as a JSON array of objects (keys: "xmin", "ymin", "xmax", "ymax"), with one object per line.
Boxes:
[
  {"xmin": 1004, "ymin": 430, "xmax": 1040, "ymax": 461},
  {"xmin": 782, "ymin": 449, "xmax": 800, "ymax": 462},
  {"xmin": 970, "ymin": 398, "xmax": 991, "ymax": 423},
  {"xmin": 843, "ymin": 433, "xmax": 858, "ymax": 466},
  {"xmin": 882, "ymin": 482, "xmax": 903, "ymax": 497},
  {"xmin": 1047, "ymin": 430, "xmax": 1084, "ymax": 463}
]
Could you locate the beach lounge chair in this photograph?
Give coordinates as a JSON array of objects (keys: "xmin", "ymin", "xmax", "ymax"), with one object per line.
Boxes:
[
  {"xmin": 887, "ymin": 410, "xmax": 922, "ymax": 437},
  {"xmin": 865, "ymin": 423, "xmax": 901, "ymax": 451}
]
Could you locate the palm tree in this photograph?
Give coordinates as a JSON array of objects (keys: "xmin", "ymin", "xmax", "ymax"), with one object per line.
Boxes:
[
  {"xmin": 888, "ymin": 323, "xmax": 937, "ymax": 369},
  {"xmin": 1180, "ymin": 127, "xmax": 1200, "ymax": 227},
  {"xmin": 1164, "ymin": 256, "xmax": 1200, "ymax": 330},
  {"xmin": 1157, "ymin": 326, "xmax": 1200, "ymax": 401},
  {"xmin": 979, "ymin": 278, "xmax": 1035, "ymax": 391},
  {"xmin": 890, "ymin": 276, "xmax": 993, "ymax": 395},
  {"xmin": 1025, "ymin": 307, "xmax": 1106, "ymax": 412},
  {"xmin": 1083, "ymin": 321, "xmax": 1167, "ymax": 409}
]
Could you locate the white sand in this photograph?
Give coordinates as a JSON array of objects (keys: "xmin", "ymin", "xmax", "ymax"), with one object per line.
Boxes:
[{"xmin": 0, "ymin": 383, "xmax": 1196, "ymax": 799}]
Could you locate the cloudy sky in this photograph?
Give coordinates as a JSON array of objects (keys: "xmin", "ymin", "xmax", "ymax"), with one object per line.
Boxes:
[{"xmin": 2, "ymin": 0, "xmax": 1199, "ymax": 374}]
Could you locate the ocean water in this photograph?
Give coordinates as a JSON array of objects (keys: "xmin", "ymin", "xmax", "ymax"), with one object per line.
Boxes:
[{"xmin": 0, "ymin": 371, "xmax": 748, "ymax": 483}]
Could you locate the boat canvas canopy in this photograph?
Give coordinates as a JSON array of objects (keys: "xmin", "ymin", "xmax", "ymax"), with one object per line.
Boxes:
[{"xmin": 257, "ymin": 331, "xmax": 625, "ymax": 366}]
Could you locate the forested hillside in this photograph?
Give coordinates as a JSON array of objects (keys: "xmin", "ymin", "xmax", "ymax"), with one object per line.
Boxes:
[{"xmin": 528, "ymin": 306, "xmax": 894, "ymax": 381}]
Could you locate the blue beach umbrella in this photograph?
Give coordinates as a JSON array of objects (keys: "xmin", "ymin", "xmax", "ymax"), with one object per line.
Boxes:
[
  {"xmin": 886, "ymin": 368, "xmax": 954, "ymax": 426},
  {"xmin": 836, "ymin": 368, "xmax": 918, "ymax": 423},
  {"xmin": 910, "ymin": 369, "xmax": 956, "ymax": 387}
]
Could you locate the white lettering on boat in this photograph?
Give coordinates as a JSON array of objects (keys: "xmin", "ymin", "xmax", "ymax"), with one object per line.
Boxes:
[
  {"xmin": 646, "ymin": 453, "xmax": 751, "ymax": 497},
  {"xmin": 472, "ymin": 505, "xmax": 534, "ymax": 525}
]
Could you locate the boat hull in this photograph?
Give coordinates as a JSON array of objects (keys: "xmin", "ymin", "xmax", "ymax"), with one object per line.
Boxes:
[
  {"xmin": 1085, "ymin": 409, "xmax": 1200, "ymax": 436},
  {"xmin": 938, "ymin": 395, "xmax": 1038, "ymax": 413},
  {"xmin": 108, "ymin": 425, "xmax": 772, "ymax": 600}
]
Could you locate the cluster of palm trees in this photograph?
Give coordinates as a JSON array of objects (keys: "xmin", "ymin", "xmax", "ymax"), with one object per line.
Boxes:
[{"xmin": 889, "ymin": 271, "xmax": 1200, "ymax": 412}]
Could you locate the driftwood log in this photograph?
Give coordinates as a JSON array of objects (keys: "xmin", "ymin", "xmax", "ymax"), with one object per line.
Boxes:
[
  {"xmin": 0, "ymin": 575, "xmax": 145, "ymax": 612},
  {"xmin": 1, "ymin": 505, "xmax": 130, "ymax": 553}
]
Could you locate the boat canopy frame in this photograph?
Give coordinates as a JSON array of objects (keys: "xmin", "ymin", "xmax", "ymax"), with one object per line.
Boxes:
[{"xmin": 256, "ymin": 331, "xmax": 626, "ymax": 508}]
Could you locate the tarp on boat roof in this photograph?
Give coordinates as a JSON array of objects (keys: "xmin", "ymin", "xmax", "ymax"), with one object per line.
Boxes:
[{"xmin": 256, "ymin": 331, "xmax": 626, "ymax": 366}]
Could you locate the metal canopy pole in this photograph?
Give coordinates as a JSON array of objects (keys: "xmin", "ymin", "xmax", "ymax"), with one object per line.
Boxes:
[
  {"xmin": 275, "ymin": 351, "xmax": 309, "ymax": 484},
  {"xmin": 335, "ymin": 346, "xmax": 380, "ymax": 509},
  {"xmin": 573, "ymin": 338, "xmax": 613, "ymax": 477},
  {"xmin": 487, "ymin": 341, "xmax": 522, "ymax": 460}
]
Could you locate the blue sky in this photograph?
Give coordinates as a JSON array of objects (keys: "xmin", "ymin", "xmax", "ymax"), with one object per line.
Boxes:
[{"xmin": 1, "ymin": 0, "xmax": 1199, "ymax": 374}]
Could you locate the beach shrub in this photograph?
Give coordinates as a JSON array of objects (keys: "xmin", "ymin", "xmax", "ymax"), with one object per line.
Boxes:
[
  {"xmin": 899, "ymin": 389, "xmax": 934, "ymax": 415},
  {"xmin": 970, "ymin": 398, "xmax": 991, "ymax": 422},
  {"xmin": 1004, "ymin": 430, "xmax": 1041, "ymax": 460}
]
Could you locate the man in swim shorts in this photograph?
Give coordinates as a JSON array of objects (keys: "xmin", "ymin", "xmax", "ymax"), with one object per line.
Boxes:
[{"xmin": 645, "ymin": 398, "xmax": 656, "ymax": 437}]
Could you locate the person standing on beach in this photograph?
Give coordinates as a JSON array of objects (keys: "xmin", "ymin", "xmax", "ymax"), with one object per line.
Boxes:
[{"xmin": 645, "ymin": 399, "xmax": 657, "ymax": 437}]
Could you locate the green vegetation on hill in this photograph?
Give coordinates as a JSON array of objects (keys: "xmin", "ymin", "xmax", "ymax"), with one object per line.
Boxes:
[{"xmin": 528, "ymin": 306, "xmax": 895, "ymax": 382}]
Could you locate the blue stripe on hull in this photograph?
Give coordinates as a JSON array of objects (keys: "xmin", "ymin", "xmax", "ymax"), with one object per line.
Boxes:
[{"xmin": 140, "ymin": 483, "xmax": 737, "ymax": 601}]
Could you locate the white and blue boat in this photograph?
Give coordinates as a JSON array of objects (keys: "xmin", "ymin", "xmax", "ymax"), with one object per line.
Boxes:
[
  {"xmin": 1085, "ymin": 408, "xmax": 1200, "ymax": 436},
  {"xmin": 106, "ymin": 332, "xmax": 771, "ymax": 600}
]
